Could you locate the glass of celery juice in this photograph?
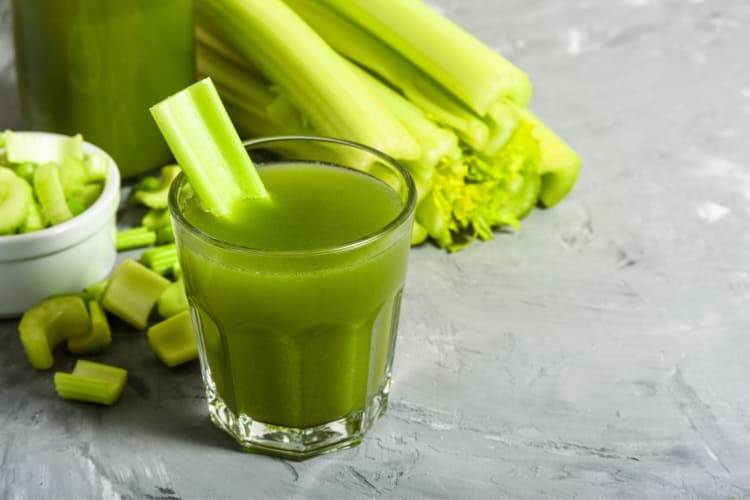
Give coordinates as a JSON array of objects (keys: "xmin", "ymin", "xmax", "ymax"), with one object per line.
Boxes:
[{"xmin": 169, "ymin": 136, "xmax": 416, "ymax": 459}]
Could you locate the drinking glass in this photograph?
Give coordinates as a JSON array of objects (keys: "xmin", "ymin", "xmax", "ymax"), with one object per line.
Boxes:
[{"xmin": 169, "ymin": 136, "xmax": 416, "ymax": 459}]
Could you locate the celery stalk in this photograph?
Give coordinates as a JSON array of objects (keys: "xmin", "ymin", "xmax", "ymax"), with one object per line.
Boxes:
[
  {"xmin": 284, "ymin": 0, "xmax": 490, "ymax": 151},
  {"xmin": 196, "ymin": 25, "xmax": 249, "ymax": 69},
  {"xmin": 54, "ymin": 360, "xmax": 127, "ymax": 406},
  {"xmin": 350, "ymin": 61, "xmax": 458, "ymax": 175},
  {"xmin": 101, "ymin": 259, "xmax": 171, "ymax": 330},
  {"xmin": 147, "ymin": 310, "xmax": 198, "ymax": 368},
  {"xmin": 517, "ymin": 107, "xmax": 582, "ymax": 208},
  {"xmin": 150, "ymin": 77, "xmax": 268, "ymax": 218},
  {"xmin": 195, "ymin": 43, "xmax": 310, "ymax": 136},
  {"xmin": 18, "ymin": 296, "xmax": 90, "ymax": 370},
  {"xmin": 194, "ymin": 0, "xmax": 421, "ymax": 162},
  {"xmin": 319, "ymin": 0, "xmax": 531, "ymax": 114}
]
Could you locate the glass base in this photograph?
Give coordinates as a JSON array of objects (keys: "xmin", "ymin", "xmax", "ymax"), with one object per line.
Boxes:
[{"xmin": 205, "ymin": 379, "xmax": 391, "ymax": 460}]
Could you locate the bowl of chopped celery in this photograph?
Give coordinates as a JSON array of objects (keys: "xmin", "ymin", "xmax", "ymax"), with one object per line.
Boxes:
[{"xmin": 0, "ymin": 131, "xmax": 121, "ymax": 318}]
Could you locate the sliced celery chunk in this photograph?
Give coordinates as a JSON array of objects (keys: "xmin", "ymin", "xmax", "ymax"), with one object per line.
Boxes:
[
  {"xmin": 0, "ymin": 167, "xmax": 33, "ymax": 234},
  {"xmin": 157, "ymin": 278, "xmax": 189, "ymax": 318},
  {"xmin": 84, "ymin": 278, "xmax": 110, "ymax": 302},
  {"xmin": 140, "ymin": 244, "xmax": 179, "ymax": 276},
  {"xmin": 83, "ymin": 151, "xmax": 109, "ymax": 181},
  {"xmin": 141, "ymin": 208, "xmax": 171, "ymax": 231},
  {"xmin": 19, "ymin": 200, "xmax": 44, "ymax": 234},
  {"xmin": 147, "ymin": 310, "xmax": 198, "ymax": 368},
  {"xmin": 101, "ymin": 259, "xmax": 171, "ymax": 330},
  {"xmin": 34, "ymin": 162, "xmax": 73, "ymax": 225},
  {"xmin": 18, "ymin": 296, "xmax": 90, "ymax": 370},
  {"xmin": 4, "ymin": 130, "xmax": 83, "ymax": 164},
  {"xmin": 155, "ymin": 225, "xmax": 175, "ymax": 245},
  {"xmin": 67, "ymin": 301, "xmax": 112, "ymax": 355},
  {"xmin": 132, "ymin": 164, "xmax": 181, "ymax": 209},
  {"xmin": 115, "ymin": 226, "xmax": 157, "ymax": 251},
  {"xmin": 54, "ymin": 360, "xmax": 127, "ymax": 406}
]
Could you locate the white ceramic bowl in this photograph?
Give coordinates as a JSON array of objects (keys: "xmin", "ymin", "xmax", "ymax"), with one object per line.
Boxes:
[{"xmin": 0, "ymin": 132, "xmax": 121, "ymax": 318}]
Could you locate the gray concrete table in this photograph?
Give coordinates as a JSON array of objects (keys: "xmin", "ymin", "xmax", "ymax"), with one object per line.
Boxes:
[{"xmin": 2, "ymin": 0, "xmax": 750, "ymax": 498}]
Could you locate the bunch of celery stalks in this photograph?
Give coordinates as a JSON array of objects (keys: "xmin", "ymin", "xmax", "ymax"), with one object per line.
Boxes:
[{"xmin": 194, "ymin": 0, "xmax": 581, "ymax": 251}]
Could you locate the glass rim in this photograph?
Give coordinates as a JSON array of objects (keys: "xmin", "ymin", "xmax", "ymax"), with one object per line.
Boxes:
[{"xmin": 168, "ymin": 135, "xmax": 417, "ymax": 257}]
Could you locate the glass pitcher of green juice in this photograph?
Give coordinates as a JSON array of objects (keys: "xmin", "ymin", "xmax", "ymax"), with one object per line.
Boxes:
[{"xmin": 11, "ymin": 0, "xmax": 195, "ymax": 179}]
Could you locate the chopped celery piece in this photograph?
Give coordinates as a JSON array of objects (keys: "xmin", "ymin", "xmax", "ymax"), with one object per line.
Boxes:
[
  {"xmin": 320, "ymin": 0, "xmax": 531, "ymax": 113},
  {"xmin": 156, "ymin": 225, "xmax": 175, "ymax": 245},
  {"xmin": 172, "ymin": 262, "xmax": 182, "ymax": 280},
  {"xmin": 71, "ymin": 183, "xmax": 104, "ymax": 211},
  {"xmin": 157, "ymin": 278, "xmax": 189, "ymax": 318},
  {"xmin": 140, "ymin": 244, "xmax": 179, "ymax": 276},
  {"xmin": 194, "ymin": 0, "xmax": 420, "ymax": 162},
  {"xmin": 83, "ymin": 151, "xmax": 109, "ymax": 181},
  {"xmin": 116, "ymin": 226, "xmax": 157, "ymax": 251},
  {"xmin": 131, "ymin": 165, "xmax": 181, "ymax": 209},
  {"xmin": 54, "ymin": 360, "xmax": 127, "ymax": 406},
  {"xmin": 13, "ymin": 161, "xmax": 35, "ymax": 182},
  {"xmin": 141, "ymin": 208, "xmax": 171, "ymax": 231},
  {"xmin": 150, "ymin": 77, "xmax": 268, "ymax": 218},
  {"xmin": 0, "ymin": 167, "xmax": 33, "ymax": 234},
  {"xmin": 84, "ymin": 278, "xmax": 110, "ymax": 302},
  {"xmin": 4, "ymin": 130, "xmax": 83, "ymax": 164},
  {"xmin": 19, "ymin": 200, "xmax": 44, "ymax": 233},
  {"xmin": 58, "ymin": 156, "xmax": 88, "ymax": 197},
  {"xmin": 147, "ymin": 310, "xmax": 198, "ymax": 368},
  {"xmin": 101, "ymin": 259, "xmax": 171, "ymax": 330},
  {"xmin": 18, "ymin": 296, "xmax": 90, "ymax": 370},
  {"xmin": 67, "ymin": 301, "xmax": 112, "ymax": 355},
  {"xmin": 34, "ymin": 162, "xmax": 73, "ymax": 225},
  {"xmin": 67, "ymin": 198, "xmax": 86, "ymax": 216},
  {"xmin": 136, "ymin": 175, "xmax": 161, "ymax": 191}
]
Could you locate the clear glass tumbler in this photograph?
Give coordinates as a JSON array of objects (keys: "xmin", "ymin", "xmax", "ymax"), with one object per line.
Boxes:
[{"xmin": 169, "ymin": 136, "xmax": 416, "ymax": 459}]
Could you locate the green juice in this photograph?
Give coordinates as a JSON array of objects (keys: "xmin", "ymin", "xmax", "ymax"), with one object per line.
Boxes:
[
  {"xmin": 175, "ymin": 162, "xmax": 413, "ymax": 429},
  {"xmin": 12, "ymin": 0, "xmax": 195, "ymax": 179}
]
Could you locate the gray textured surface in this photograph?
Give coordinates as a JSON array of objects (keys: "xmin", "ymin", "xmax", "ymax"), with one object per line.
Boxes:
[{"xmin": 2, "ymin": 0, "xmax": 750, "ymax": 498}]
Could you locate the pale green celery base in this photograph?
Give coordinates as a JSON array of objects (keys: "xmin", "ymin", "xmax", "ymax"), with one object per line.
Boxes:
[{"xmin": 205, "ymin": 377, "xmax": 391, "ymax": 460}]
